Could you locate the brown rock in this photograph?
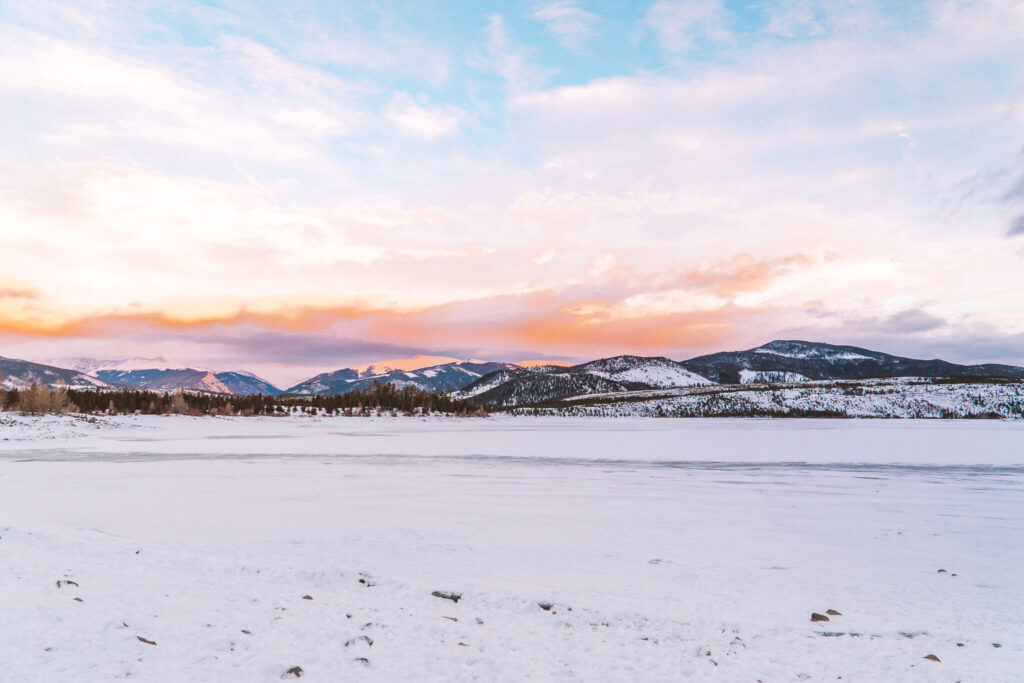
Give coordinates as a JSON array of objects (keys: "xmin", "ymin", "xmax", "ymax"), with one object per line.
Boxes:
[
  {"xmin": 924, "ymin": 654, "xmax": 940, "ymax": 662},
  {"xmin": 956, "ymin": 643, "xmax": 964, "ymax": 647},
  {"xmin": 811, "ymin": 613, "xmax": 830, "ymax": 622},
  {"xmin": 73, "ymin": 597, "xmax": 83, "ymax": 603},
  {"xmin": 136, "ymin": 636, "xmax": 156, "ymax": 646},
  {"xmin": 284, "ymin": 665, "xmax": 303, "ymax": 677},
  {"xmin": 826, "ymin": 609, "xmax": 842, "ymax": 616},
  {"xmin": 937, "ymin": 569, "xmax": 947, "ymax": 573},
  {"xmin": 301, "ymin": 595, "xmax": 313, "ymax": 600}
]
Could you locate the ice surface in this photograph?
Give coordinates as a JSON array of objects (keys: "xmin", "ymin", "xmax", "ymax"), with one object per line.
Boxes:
[{"xmin": 1, "ymin": 415, "xmax": 1022, "ymax": 680}]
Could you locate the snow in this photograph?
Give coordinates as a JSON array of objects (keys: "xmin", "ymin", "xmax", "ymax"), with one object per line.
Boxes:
[
  {"xmin": 602, "ymin": 364, "xmax": 711, "ymax": 387},
  {"xmin": 754, "ymin": 348, "xmax": 873, "ymax": 361},
  {"xmin": 552, "ymin": 378, "xmax": 1024, "ymax": 418},
  {"xmin": 53, "ymin": 357, "xmax": 177, "ymax": 374},
  {"xmin": 2, "ymin": 414, "xmax": 1022, "ymax": 680},
  {"xmin": 739, "ymin": 369, "xmax": 809, "ymax": 384},
  {"xmin": 454, "ymin": 371, "xmax": 516, "ymax": 398},
  {"xmin": 350, "ymin": 355, "xmax": 460, "ymax": 376}
]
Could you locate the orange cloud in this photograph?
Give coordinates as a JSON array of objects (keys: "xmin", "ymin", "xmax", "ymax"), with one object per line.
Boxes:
[{"xmin": 0, "ymin": 250, "xmax": 811, "ymax": 363}]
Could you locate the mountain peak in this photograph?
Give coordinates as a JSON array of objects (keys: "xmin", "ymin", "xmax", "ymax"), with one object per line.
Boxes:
[{"xmin": 348, "ymin": 354, "xmax": 461, "ymax": 377}]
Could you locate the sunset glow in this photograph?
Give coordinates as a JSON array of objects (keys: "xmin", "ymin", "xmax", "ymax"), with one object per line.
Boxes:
[{"xmin": 2, "ymin": 1, "xmax": 1023, "ymax": 385}]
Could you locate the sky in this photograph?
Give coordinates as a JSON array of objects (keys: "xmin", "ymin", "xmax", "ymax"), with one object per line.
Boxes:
[{"xmin": 1, "ymin": 0, "xmax": 1023, "ymax": 386}]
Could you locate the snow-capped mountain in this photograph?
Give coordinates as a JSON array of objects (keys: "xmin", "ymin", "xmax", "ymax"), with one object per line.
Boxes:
[
  {"xmin": 347, "ymin": 355, "xmax": 461, "ymax": 377},
  {"xmin": 680, "ymin": 340, "xmax": 1024, "ymax": 384},
  {"xmin": 97, "ymin": 368, "xmax": 280, "ymax": 395},
  {"xmin": 458, "ymin": 342, "xmax": 1024, "ymax": 408},
  {"xmin": 54, "ymin": 357, "xmax": 173, "ymax": 375},
  {"xmin": 285, "ymin": 360, "xmax": 520, "ymax": 395},
  {"xmin": 0, "ymin": 356, "xmax": 111, "ymax": 390},
  {"xmin": 48, "ymin": 357, "xmax": 281, "ymax": 395},
  {"xmin": 455, "ymin": 355, "xmax": 711, "ymax": 406},
  {"xmin": 577, "ymin": 356, "xmax": 711, "ymax": 388}
]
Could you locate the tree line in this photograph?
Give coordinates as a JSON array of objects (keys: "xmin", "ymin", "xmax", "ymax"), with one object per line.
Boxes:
[{"xmin": 0, "ymin": 381, "xmax": 487, "ymax": 417}]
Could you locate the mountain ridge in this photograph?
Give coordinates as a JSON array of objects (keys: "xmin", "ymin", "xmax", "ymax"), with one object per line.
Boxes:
[{"xmin": 3, "ymin": 340, "xmax": 1023, "ymax": 400}]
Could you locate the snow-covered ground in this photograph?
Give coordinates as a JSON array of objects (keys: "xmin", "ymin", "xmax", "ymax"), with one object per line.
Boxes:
[
  {"xmin": 1, "ymin": 414, "xmax": 1022, "ymax": 680},
  {"xmin": 550, "ymin": 377, "xmax": 1024, "ymax": 419}
]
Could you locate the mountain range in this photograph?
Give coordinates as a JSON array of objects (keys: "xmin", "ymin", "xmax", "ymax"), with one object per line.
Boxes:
[
  {"xmin": 455, "ymin": 340, "xmax": 1024, "ymax": 406},
  {"xmin": 1, "ymin": 341, "xmax": 1022, "ymax": 403},
  {"xmin": 284, "ymin": 360, "xmax": 519, "ymax": 395}
]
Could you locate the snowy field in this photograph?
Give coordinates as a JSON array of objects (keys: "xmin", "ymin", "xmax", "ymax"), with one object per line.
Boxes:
[{"xmin": 1, "ymin": 415, "xmax": 1023, "ymax": 681}]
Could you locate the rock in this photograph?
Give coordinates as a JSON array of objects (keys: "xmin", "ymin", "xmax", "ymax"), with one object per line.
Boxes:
[
  {"xmin": 73, "ymin": 597, "xmax": 83, "ymax": 603},
  {"xmin": 345, "ymin": 635, "xmax": 373, "ymax": 647},
  {"xmin": 136, "ymin": 636, "xmax": 156, "ymax": 646},
  {"xmin": 441, "ymin": 616, "xmax": 458, "ymax": 622},
  {"xmin": 284, "ymin": 665, "xmax": 303, "ymax": 677},
  {"xmin": 301, "ymin": 595, "xmax": 313, "ymax": 600},
  {"xmin": 956, "ymin": 643, "xmax": 964, "ymax": 647},
  {"xmin": 458, "ymin": 642, "xmax": 469, "ymax": 646},
  {"xmin": 937, "ymin": 569, "xmax": 947, "ymax": 573},
  {"xmin": 538, "ymin": 602, "xmax": 554, "ymax": 611},
  {"xmin": 924, "ymin": 654, "xmax": 940, "ymax": 662},
  {"xmin": 993, "ymin": 643, "xmax": 1002, "ymax": 648},
  {"xmin": 826, "ymin": 609, "xmax": 842, "ymax": 615},
  {"xmin": 354, "ymin": 658, "xmax": 369, "ymax": 665},
  {"xmin": 475, "ymin": 617, "xmax": 484, "ymax": 625},
  {"xmin": 241, "ymin": 629, "xmax": 251, "ymax": 635},
  {"xmin": 432, "ymin": 591, "xmax": 462, "ymax": 603},
  {"xmin": 811, "ymin": 612, "xmax": 830, "ymax": 622}
]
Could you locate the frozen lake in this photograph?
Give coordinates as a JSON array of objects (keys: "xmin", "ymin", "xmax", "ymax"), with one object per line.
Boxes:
[{"xmin": 1, "ymin": 415, "xmax": 1022, "ymax": 680}]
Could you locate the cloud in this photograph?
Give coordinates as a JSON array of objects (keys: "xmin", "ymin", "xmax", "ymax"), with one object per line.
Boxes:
[
  {"xmin": 643, "ymin": 0, "xmax": 731, "ymax": 53},
  {"xmin": 762, "ymin": 0, "xmax": 827, "ymax": 38},
  {"xmin": 477, "ymin": 14, "xmax": 557, "ymax": 92},
  {"xmin": 531, "ymin": 1, "xmax": 598, "ymax": 51},
  {"xmin": 384, "ymin": 93, "xmax": 463, "ymax": 140},
  {"xmin": 1009, "ymin": 213, "xmax": 1024, "ymax": 236},
  {"xmin": 882, "ymin": 308, "xmax": 947, "ymax": 334}
]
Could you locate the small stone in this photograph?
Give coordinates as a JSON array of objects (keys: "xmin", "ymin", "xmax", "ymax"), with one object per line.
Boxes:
[
  {"xmin": 441, "ymin": 616, "xmax": 458, "ymax": 622},
  {"xmin": 826, "ymin": 609, "xmax": 842, "ymax": 616},
  {"xmin": 301, "ymin": 595, "xmax": 313, "ymax": 600},
  {"xmin": 284, "ymin": 665, "xmax": 303, "ymax": 677},
  {"xmin": 458, "ymin": 642, "xmax": 469, "ymax": 647},
  {"xmin": 432, "ymin": 591, "xmax": 462, "ymax": 603},
  {"xmin": 73, "ymin": 597, "xmax": 83, "ymax": 603},
  {"xmin": 475, "ymin": 617, "xmax": 484, "ymax": 625},
  {"xmin": 241, "ymin": 629, "xmax": 251, "ymax": 635},
  {"xmin": 937, "ymin": 569, "xmax": 947, "ymax": 573},
  {"xmin": 993, "ymin": 643, "xmax": 1002, "ymax": 648},
  {"xmin": 923, "ymin": 654, "xmax": 940, "ymax": 662},
  {"xmin": 811, "ymin": 612, "xmax": 830, "ymax": 622},
  {"xmin": 354, "ymin": 658, "xmax": 369, "ymax": 665},
  {"xmin": 136, "ymin": 636, "xmax": 156, "ymax": 646},
  {"xmin": 538, "ymin": 602, "xmax": 554, "ymax": 611},
  {"xmin": 344, "ymin": 635, "xmax": 373, "ymax": 647},
  {"xmin": 956, "ymin": 643, "xmax": 964, "ymax": 647}
]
